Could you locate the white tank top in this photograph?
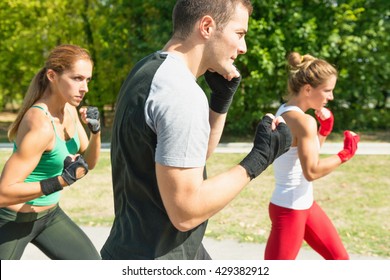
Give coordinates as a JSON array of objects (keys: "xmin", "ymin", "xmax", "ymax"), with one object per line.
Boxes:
[{"xmin": 271, "ymin": 104, "xmax": 316, "ymax": 210}]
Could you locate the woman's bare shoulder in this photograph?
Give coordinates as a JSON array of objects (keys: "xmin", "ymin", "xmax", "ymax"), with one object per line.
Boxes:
[
  {"xmin": 18, "ymin": 107, "xmax": 54, "ymax": 140},
  {"xmin": 283, "ymin": 111, "xmax": 317, "ymax": 136}
]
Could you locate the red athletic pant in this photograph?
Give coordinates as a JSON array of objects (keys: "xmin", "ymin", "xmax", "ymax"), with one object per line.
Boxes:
[{"xmin": 264, "ymin": 201, "xmax": 349, "ymax": 260}]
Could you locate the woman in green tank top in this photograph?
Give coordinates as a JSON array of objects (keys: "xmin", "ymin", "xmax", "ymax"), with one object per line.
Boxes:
[{"xmin": 0, "ymin": 44, "xmax": 102, "ymax": 260}]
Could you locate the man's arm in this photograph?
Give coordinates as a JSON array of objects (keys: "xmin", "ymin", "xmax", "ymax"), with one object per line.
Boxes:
[
  {"xmin": 157, "ymin": 115, "xmax": 292, "ymax": 232},
  {"xmin": 206, "ymin": 110, "xmax": 227, "ymax": 158},
  {"xmin": 156, "ymin": 163, "xmax": 250, "ymax": 232}
]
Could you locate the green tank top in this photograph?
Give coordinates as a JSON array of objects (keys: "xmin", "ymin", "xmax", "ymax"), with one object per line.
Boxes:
[{"xmin": 14, "ymin": 105, "xmax": 80, "ymax": 206}]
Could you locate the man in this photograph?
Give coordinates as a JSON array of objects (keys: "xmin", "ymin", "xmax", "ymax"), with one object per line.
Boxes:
[{"xmin": 101, "ymin": 0, "xmax": 292, "ymax": 260}]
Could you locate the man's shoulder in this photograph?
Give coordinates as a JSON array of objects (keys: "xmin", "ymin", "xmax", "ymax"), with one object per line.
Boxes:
[{"xmin": 131, "ymin": 51, "xmax": 168, "ymax": 76}]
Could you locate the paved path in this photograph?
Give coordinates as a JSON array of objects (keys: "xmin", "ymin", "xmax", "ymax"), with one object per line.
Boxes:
[
  {"xmin": 214, "ymin": 142, "xmax": 390, "ymax": 155},
  {"xmin": 21, "ymin": 226, "xmax": 387, "ymax": 260},
  {"xmin": 2, "ymin": 142, "xmax": 390, "ymax": 154}
]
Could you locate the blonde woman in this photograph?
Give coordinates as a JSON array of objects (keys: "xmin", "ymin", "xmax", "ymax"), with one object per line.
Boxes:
[
  {"xmin": 0, "ymin": 44, "xmax": 101, "ymax": 259},
  {"xmin": 264, "ymin": 52, "xmax": 360, "ymax": 260}
]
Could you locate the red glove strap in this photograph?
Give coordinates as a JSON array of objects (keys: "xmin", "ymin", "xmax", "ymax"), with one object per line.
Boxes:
[
  {"xmin": 316, "ymin": 111, "xmax": 334, "ymax": 136},
  {"xmin": 337, "ymin": 149, "xmax": 351, "ymax": 163},
  {"xmin": 338, "ymin": 130, "xmax": 360, "ymax": 163}
]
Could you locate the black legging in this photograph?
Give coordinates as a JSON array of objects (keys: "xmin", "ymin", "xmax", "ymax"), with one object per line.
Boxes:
[{"xmin": 0, "ymin": 205, "xmax": 100, "ymax": 260}]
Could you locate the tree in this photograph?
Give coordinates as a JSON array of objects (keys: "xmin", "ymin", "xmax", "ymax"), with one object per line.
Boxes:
[
  {"xmin": 0, "ymin": 0, "xmax": 93, "ymax": 109},
  {"xmin": 226, "ymin": 0, "xmax": 390, "ymax": 134},
  {"xmin": 0, "ymin": 0, "xmax": 388, "ymax": 133}
]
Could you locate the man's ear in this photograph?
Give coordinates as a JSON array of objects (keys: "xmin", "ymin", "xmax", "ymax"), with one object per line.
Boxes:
[{"xmin": 199, "ymin": 15, "xmax": 215, "ymax": 39}]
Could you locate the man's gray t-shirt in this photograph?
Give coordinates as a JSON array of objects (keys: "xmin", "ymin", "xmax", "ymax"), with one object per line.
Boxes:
[{"xmin": 145, "ymin": 52, "xmax": 210, "ymax": 168}]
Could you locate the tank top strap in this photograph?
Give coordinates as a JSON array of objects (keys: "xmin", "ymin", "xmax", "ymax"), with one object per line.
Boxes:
[
  {"xmin": 275, "ymin": 104, "xmax": 304, "ymax": 117},
  {"xmin": 276, "ymin": 103, "xmax": 321, "ymax": 149},
  {"xmin": 31, "ymin": 105, "xmax": 58, "ymax": 134},
  {"xmin": 31, "ymin": 105, "xmax": 79, "ymax": 143}
]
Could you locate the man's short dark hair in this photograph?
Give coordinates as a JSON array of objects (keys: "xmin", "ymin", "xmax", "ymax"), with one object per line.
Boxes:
[{"xmin": 172, "ymin": 0, "xmax": 253, "ymax": 40}]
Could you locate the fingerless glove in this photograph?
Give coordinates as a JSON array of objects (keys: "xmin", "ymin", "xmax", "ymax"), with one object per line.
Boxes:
[
  {"xmin": 86, "ymin": 106, "xmax": 101, "ymax": 134},
  {"xmin": 61, "ymin": 155, "xmax": 89, "ymax": 185},
  {"xmin": 40, "ymin": 155, "xmax": 89, "ymax": 195}
]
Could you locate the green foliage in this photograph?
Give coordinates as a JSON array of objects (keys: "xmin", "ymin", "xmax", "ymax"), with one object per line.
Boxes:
[
  {"xmin": 86, "ymin": 0, "xmax": 174, "ymax": 114},
  {"xmin": 230, "ymin": 0, "xmax": 390, "ymax": 134},
  {"xmin": 0, "ymin": 0, "xmax": 389, "ymax": 134},
  {"xmin": 0, "ymin": 0, "xmax": 91, "ymax": 109}
]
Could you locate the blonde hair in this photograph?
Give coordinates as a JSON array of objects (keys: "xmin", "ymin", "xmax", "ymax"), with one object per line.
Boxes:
[
  {"xmin": 8, "ymin": 44, "xmax": 92, "ymax": 141},
  {"xmin": 287, "ymin": 52, "xmax": 337, "ymax": 97}
]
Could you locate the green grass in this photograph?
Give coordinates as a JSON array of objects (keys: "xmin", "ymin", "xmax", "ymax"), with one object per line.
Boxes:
[{"xmin": 0, "ymin": 150, "xmax": 389, "ymax": 258}]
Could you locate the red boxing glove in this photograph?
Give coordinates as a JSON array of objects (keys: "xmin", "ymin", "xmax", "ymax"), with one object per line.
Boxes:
[
  {"xmin": 315, "ymin": 108, "xmax": 334, "ymax": 136},
  {"xmin": 338, "ymin": 130, "xmax": 360, "ymax": 163}
]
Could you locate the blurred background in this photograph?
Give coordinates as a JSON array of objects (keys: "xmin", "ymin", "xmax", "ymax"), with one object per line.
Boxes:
[{"xmin": 0, "ymin": 0, "xmax": 389, "ymax": 140}]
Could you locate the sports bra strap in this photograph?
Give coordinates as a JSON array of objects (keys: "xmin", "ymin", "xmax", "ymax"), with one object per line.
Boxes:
[
  {"xmin": 31, "ymin": 105, "xmax": 57, "ymax": 133},
  {"xmin": 31, "ymin": 105, "xmax": 49, "ymax": 115},
  {"xmin": 31, "ymin": 105, "xmax": 77, "ymax": 137}
]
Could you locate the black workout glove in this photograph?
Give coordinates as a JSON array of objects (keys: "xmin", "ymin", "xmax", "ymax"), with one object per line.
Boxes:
[
  {"xmin": 205, "ymin": 70, "xmax": 241, "ymax": 114},
  {"xmin": 86, "ymin": 106, "xmax": 100, "ymax": 134},
  {"xmin": 40, "ymin": 155, "xmax": 89, "ymax": 195},
  {"xmin": 239, "ymin": 115, "xmax": 292, "ymax": 180},
  {"xmin": 61, "ymin": 155, "xmax": 89, "ymax": 185}
]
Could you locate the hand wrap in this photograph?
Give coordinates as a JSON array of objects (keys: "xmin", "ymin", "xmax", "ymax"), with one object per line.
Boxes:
[
  {"xmin": 61, "ymin": 155, "xmax": 89, "ymax": 185},
  {"xmin": 240, "ymin": 115, "xmax": 292, "ymax": 180},
  {"xmin": 337, "ymin": 130, "xmax": 360, "ymax": 163},
  {"xmin": 86, "ymin": 106, "xmax": 101, "ymax": 134},
  {"xmin": 315, "ymin": 109, "xmax": 334, "ymax": 136},
  {"xmin": 40, "ymin": 177, "xmax": 63, "ymax": 195},
  {"xmin": 205, "ymin": 70, "xmax": 241, "ymax": 114}
]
